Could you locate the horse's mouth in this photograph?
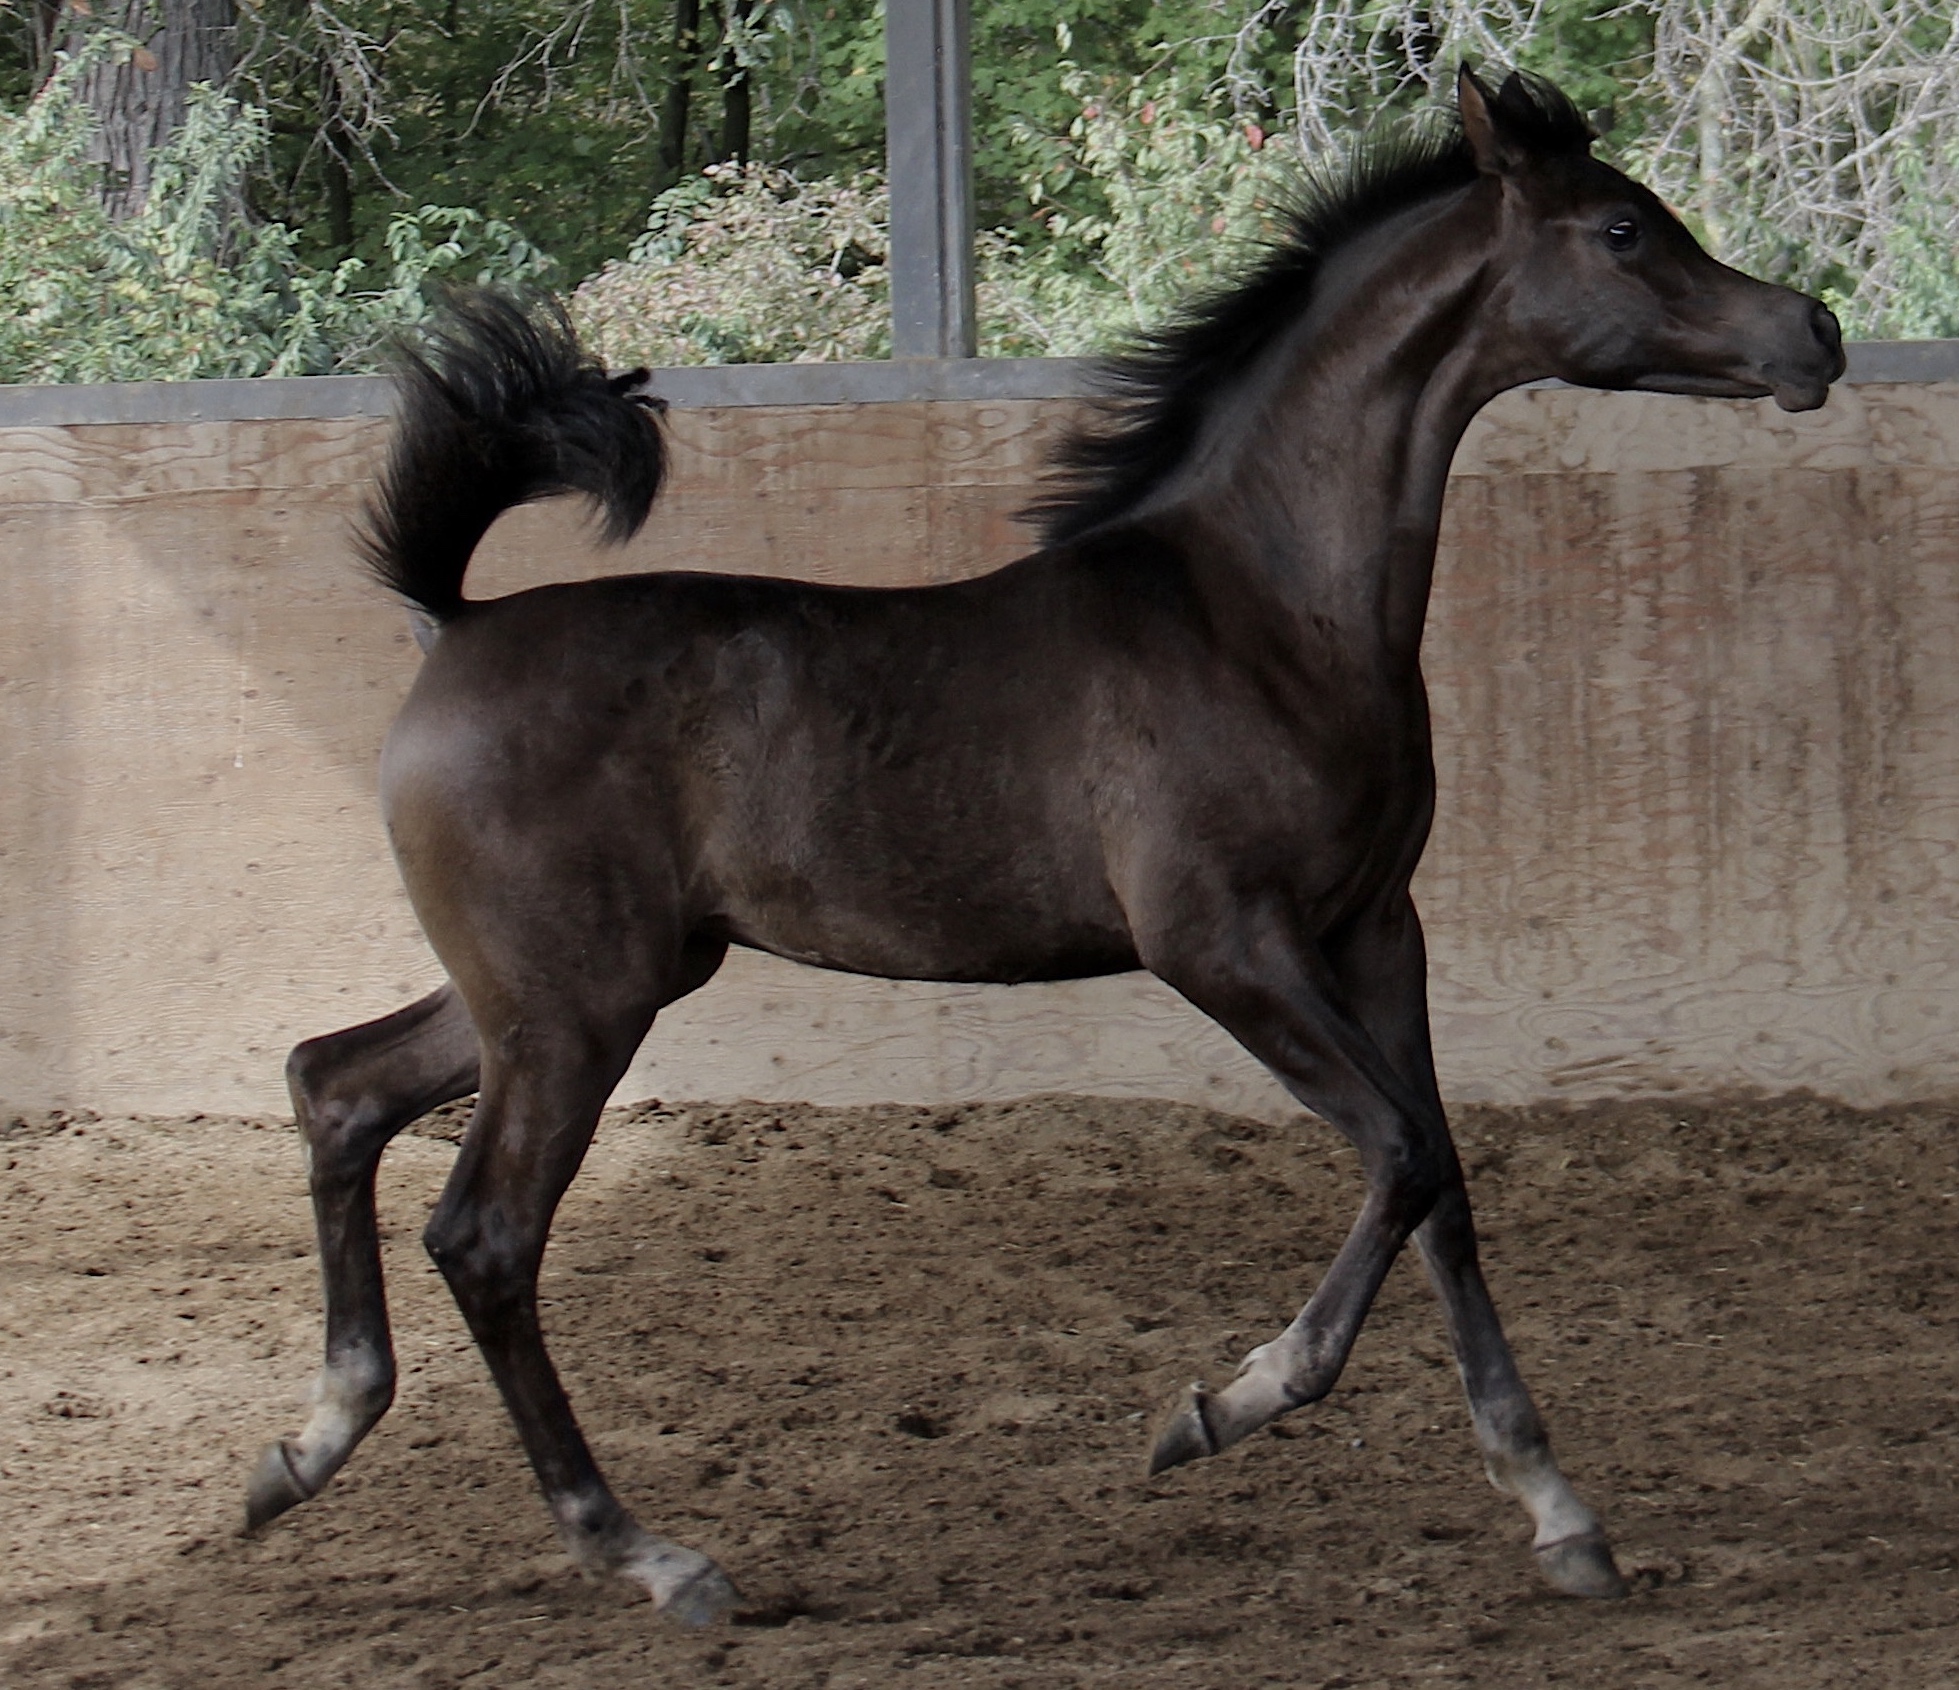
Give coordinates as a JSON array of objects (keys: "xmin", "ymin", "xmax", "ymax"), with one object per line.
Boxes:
[
  {"xmin": 1629, "ymin": 369, "xmax": 1833, "ymax": 411},
  {"xmin": 1769, "ymin": 378, "xmax": 1832, "ymax": 413},
  {"xmin": 1630, "ymin": 370, "xmax": 1773, "ymax": 402},
  {"xmin": 1768, "ymin": 345, "xmax": 1846, "ymax": 412}
]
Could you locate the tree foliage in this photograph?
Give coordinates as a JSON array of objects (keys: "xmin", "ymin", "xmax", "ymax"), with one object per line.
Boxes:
[
  {"xmin": 0, "ymin": 45, "xmax": 553, "ymax": 380},
  {"xmin": 575, "ymin": 163, "xmax": 891, "ymax": 364},
  {"xmin": 572, "ymin": 69, "xmax": 1287, "ymax": 364}
]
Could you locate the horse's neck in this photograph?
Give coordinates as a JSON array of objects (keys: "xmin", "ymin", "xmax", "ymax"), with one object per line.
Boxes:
[{"xmin": 1189, "ymin": 196, "xmax": 1507, "ymax": 670}]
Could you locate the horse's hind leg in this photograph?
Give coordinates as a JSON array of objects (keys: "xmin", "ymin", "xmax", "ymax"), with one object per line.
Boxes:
[
  {"xmin": 421, "ymin": 936, "xmax": 736, "ymax": 1625},
  {"xmin": 246, "ymin": 984, "xmax": 480, "ymax": 1530}
]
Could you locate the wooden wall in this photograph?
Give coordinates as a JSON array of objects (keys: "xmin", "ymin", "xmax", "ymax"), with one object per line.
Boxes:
[{"xmin": 4, "ymin": 380, "xmax": 1958, "ymax": 1118}]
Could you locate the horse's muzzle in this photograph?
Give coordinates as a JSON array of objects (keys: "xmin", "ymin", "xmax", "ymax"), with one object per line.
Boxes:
[{"xmin": 1768, "ymin": 300, "xmax": 1846, "ymax": 412}]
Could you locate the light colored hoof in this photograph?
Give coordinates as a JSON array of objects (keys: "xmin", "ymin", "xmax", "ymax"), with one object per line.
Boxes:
[
  {"xmin": 617, "ymin": 1539, "xmax": 741, "ymax": 1626},
  {"xmin": 1148, "ymin": 1382, "xmax": 1218, "ymax": 1475},
  {"xmin": 660, "ymin": 1563, "xmax": 741, "ymax": 1628},
  {"xmin": 243, "ymin": 1440, "xmax": 313, "ymax": 1533},
  {"xmin": 1535, "ymin": 1531, "xmax": 1629, "ymax": 1599}
]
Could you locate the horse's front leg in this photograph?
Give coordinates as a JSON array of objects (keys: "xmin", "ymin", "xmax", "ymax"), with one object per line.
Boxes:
[
  {"xmin": 247, "ymin": 984, "xmax": 481, "ymax": 1529},
  {"xmin": 1139, "ymin": 899, "xmax": 1624, "ymax": 1599},
  {"xmin": 1142, "ymin": 911, "xmax": 1454, "ymax": 1459},
  {"xmin": 1328, "ymin": 893, "xmax": 1625, "ymax": 1598}
]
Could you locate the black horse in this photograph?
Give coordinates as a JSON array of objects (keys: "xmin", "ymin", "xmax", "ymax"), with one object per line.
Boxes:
[{"xmin": 247, "ymin": 69, "xmax": 1844, "ymax": 1623}]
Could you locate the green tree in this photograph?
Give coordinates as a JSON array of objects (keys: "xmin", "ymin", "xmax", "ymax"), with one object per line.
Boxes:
[{"xmin": 0, "ymin": 48, "xmax": 554, "ymax": 380}]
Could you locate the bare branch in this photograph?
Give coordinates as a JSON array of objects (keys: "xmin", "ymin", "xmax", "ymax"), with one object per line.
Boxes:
[{"xmin": 1630, "ymin": 0, "xmax": 1959, "ymax": 332}]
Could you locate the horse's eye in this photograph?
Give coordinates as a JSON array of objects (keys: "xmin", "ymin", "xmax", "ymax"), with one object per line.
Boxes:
[{"xmin": 1603, "ymin": 217, "xmax": 1640, "ymax": 252}]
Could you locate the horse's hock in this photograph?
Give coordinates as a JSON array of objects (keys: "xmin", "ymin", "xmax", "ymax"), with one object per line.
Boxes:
[{"xmin": 4, "ymin": 354, "xmax": 1958, "ymax": 1119}]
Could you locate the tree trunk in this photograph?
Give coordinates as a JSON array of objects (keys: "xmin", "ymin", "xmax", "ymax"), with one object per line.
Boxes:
[
  {"xmin": 72, "ymin": 0, "xmax": 237, "ymax": 221},
  {"xmin": 319, "ymin": 45, "xmax": 354, "ymax": 255},
  {"xmin": 30, "ymin": 0, "xmax": 67, "ymax": 86},
  {"xmin": 655, "ymin": 0, "xmax": 705, "ymax": 195},
  {"xmin": 716, "ymin": 0, "xmax": 753, "ymax": 166}
]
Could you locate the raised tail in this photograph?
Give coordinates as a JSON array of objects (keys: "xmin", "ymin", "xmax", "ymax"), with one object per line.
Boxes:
[{"xmin": 357, "ymin": 289, "xmax": 668, "ymax": 626}]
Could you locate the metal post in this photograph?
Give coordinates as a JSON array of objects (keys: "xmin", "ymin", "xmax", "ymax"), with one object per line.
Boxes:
[{"xmin": 884, "ymin": 0, "xmax": 977, "ymax": 359}]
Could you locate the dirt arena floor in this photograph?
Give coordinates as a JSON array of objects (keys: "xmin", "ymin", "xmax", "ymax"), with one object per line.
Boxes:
[{"xmin": 5, "ymin": 1090, "xmax": 1959, "ymax": 1688}]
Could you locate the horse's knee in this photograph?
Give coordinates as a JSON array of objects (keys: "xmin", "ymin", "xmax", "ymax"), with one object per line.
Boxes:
[
  {"xmin": 1415, "ymin": 1175, "xmax": 1476, "ymax": 1253},
  {"xmin": 1374, "ymin": 1136, "xmax": 1450, "ymax": 1232}
]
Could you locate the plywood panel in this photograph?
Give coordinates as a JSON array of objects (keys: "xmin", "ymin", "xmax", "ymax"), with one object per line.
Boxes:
[{"xmin": 1421, "ymin": 463, "xmax": 1959, "ymax": 1101}]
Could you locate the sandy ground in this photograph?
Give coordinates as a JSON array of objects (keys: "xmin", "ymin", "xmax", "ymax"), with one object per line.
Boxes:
[{"xmin": 4, "ymin": 1090, "xmax": 1959, "ymax": 1688}]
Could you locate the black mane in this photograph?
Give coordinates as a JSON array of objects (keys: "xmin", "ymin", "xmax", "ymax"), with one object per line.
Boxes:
[{"xmin": 1025, "ymin": 71, "xmax": 1593, "ymax": 548}]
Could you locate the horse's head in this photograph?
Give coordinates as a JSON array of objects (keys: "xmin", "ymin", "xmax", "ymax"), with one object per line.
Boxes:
[{"xmin": 1461, "ymin": 67, "xmax": 1844, "ymax": 412}]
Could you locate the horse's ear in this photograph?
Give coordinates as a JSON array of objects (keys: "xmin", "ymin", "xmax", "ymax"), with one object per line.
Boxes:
[{"xmin": 1456, "ymin": 64, "xmax": 1521, "ymax": 176}]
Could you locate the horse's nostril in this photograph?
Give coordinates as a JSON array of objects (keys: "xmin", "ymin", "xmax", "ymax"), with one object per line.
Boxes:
[{"xmin": 1810, "ymin": 301, "xmax": 1843, "ymax": 355}]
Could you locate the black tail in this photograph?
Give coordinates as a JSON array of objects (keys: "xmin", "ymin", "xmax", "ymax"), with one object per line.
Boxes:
[{"xmin": 357, "ymin": 289, "xmax": 668, "ymax": 624}]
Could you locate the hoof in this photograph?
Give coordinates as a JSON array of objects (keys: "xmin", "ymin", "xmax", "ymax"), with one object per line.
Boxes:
[
  {"xmin": 1148, "ymin": 1382, "xmax": 1218, "ymax": 1475},
  {"xmin": 616, "ymin": 1538, "xmax": 741, "ymax": 1626},
  {"xmin": 243, "ymin": 1440, "xmax": 313, "ymax": 1534},
  {"xmin": 661, "ymin": 1563, "xmax": 742, "ymax": 1628},
  {"xmin": 1535, "ymin": 1531, "xmax": 1629, "ymax": 1599}
]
